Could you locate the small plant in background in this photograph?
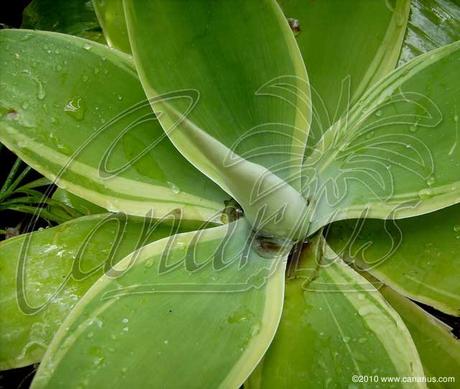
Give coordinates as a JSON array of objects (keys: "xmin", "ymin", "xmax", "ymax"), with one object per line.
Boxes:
[
  {"xmin": 0, "ymin": 146, "xmax": 81, "ymax": 237},
  {"xmin": 0, "ymin": 0, "xmax": 459, "ymax": 388}
]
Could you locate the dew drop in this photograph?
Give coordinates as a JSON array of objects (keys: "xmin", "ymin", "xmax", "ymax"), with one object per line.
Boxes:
[
  {"xmin": 453, "ymin": 225, "xmax": 460, "ymax": 232},
  {"xmin": 418, "ymin": 188, "xmax": 432, "ymax": 200},
  {"xmin": 426, "ymin": 176, "xmax": 435, "ymax": 186},
  {"xmin": 227, "ymin": 308, "xmax": 252, "ymax": 324},
  {"xmin": 167, "ymin": 181, "xmax": 181, "ymax": 194},
  {"xmin": 35, "ymin": 78, "xmax": 46, "ymax": 100},
  {"xmin": 64, "ymin": 96, "xmax": 85, "ymax": 121}
]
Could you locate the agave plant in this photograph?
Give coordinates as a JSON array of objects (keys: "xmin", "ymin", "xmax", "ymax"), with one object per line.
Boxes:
[{"xmin": 0, "ymin": 0, "xmax": 459, "ymax": 387}]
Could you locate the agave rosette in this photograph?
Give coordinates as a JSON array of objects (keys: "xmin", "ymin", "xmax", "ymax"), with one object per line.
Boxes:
[{"xmin": 0, "ymin": 0, "xmax": 459, "ymax": 387}]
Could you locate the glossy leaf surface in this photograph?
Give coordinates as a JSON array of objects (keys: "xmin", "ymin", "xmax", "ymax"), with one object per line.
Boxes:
[
  {"xmin": 380, "ymin": 285, "xmax": 460, "ymax": 387},
  {"xmin": 0, "ymin": 30, "xmax": 228, "ymax": 223},
  {"xmin": 52, "ymin": 188, "xmax": 105, "ymax": 217},
  {"xmin": 93, "ymin": 0, "xmax": 130, "ymax": 53},
  {"xmin": 326, "ymin": 204, "xmax": 460, "ymax": 316},
  {"xmin": 0, "ymin": 213, "xmax": 187, "ymax": 369},
  {"xmin": 399, "ymin": 0, "xmax": 460, "ymax": 65},
  {"xmin": 247, "ymin": 239, "xmax": 425, "ymax": 388},
  {"xmin": 278, "ymin": 0, "xmax": 410, "ymax": 152},
  {"xmin": 32, "ymin": 219, "xmax": 286, "ymax": 388},
  {"xmin": 21, "ymin": 0, "xmax": 104, "ymax": 43},
  {"xmin": 125, "ymin": 0, "xmax": 311, "ymax": 238},
  {"xmin": 304, "ymin": 41, "xmax": 460, "ymax": 233}
]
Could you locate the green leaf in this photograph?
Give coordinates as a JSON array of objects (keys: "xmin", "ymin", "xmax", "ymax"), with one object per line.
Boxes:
[
  {"xmin": 0, "ymin": 29, "xmax": 228, "ymax": 223},
  {"xmin": 52, "ymin": 188, "xmax": 105, "ymax": 216},
  {"xmin": 21, "ymin": 0, "xmax": 105, "ymax": 43},
  {"xmin": 304, "ymin": 41, "xmax": 460, "ymax": 233},
  {"xmin": 326, "ymin": 203, "xmax": 460, "ymax": 316},
  {"xmin": 0, "ymin": 213, "xmax": 188, "ymax": 369},
  {"xmin": 93, "ymin": 0, "xmax": 130, "ymax": 53},
  {"xmin": 278, "ymin": 0, "xmax": 410, "ymax": 153},
  {"xmin": 399, "ymin": 0, "xmax": 460, "ymax": 66},
  {"xmin": 31, "ymin": 219, "xmax": 287, "ymax": 388},
  {"xmin": 124, "ymin": 0, "xmax": 311, "ymax": 239},
  {"xmin": 247, "ymin": 238, "xmax": 425, "ymax": 388},
  {"xmin": 379, "ymin": 284, "xmax": 460, "ymax": 388}
]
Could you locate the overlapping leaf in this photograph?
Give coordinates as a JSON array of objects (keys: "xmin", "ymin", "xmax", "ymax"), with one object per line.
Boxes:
[
  {"xmin": 304, "ymin": 41, "xmax": 460, "ymax": 233},
  {"xmin": 247, "ymin": 238, "xmax": 425, "ymax": 388},
  {"xmin": 0, "ymin": 30, "xmax": 228, "ymax": 223},
  {"xmin": 31, "ymin": 219, "xmax": 287, "ymax": 388},
  {"xmin": 399, "ymin": 0, "xmax": 460, "ymax": 65},
  {"xmin": 93, "ymin": 0, "xmax": 130, "ymax": 53},
  {"xmin": 21, "ymin": 0, "xmax": 104, "ymax": 43},
  {"xmin": 51, "ymin": 189, "xmax": 105, "ymax": 217},
  {"xmin": 380, "ymin": 284, "xmax": 460, "ymax": 387},
  {"xmin": 278, "ymin": 0, "xmax": 410, "ymax": 153},
  {"xmin": 125, "ymin": 0, "xmax": 311, "ymax": 239},
  {"xmin": 0, "ymin": 213, "xmax": 189, "ymax": 369},
  {"xmin": 326, "ymin": 203, "xmax": 460, "ymax": 316}
]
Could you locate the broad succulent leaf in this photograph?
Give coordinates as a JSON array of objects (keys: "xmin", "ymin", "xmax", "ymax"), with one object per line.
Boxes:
[
  {"xmin": 399, "ymin": 0, "xmax": 460, "ymax": 65},
  {"xmin": 304, "ymin": 41, "xmax": 460, "ymax": 233},
  {"xmin": 93, "ymin": 0, "xmax": 130, "ymax": 53},
  {"xmin": 124, "ymin": 0, "xmax": 311, "ymax": 239},
  {"xmin": 21, "ymin": 0, "xmax": 105, "ymax": 43},
  {"xmin": 31, "ymin": 219, "xmax": 287, "ymax": 388},
  {"xmin": 379, "ymin": 284, "xmax": 460, "ymax": 387},
  {"xmin": 0, "ymin": 30, "xmax": 228, "ymax": 223},
  {"xmin": 278, "ymin": 0, "xmax": 410, "ymax": 153},
  {"xmin": 0, "ymin": 213, "xmax": 189, "ymax": 369},
  {"xmin": 326, "ymin": 204, "xmax": 460, "ymax": 316},
  {"xmin": 246, "ymin": 239, "xmax": 425, "ymax": 388}
]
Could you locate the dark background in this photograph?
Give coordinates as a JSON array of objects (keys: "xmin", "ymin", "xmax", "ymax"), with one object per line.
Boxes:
[{"xmin": 1, "ymin": 2, "xmax": 36, "ymax": 387}]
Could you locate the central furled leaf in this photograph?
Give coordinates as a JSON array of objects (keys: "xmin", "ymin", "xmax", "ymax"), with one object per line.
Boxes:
[{"xmin": 124, "ymin": 0, "xmax": 311, "ymax": 240}]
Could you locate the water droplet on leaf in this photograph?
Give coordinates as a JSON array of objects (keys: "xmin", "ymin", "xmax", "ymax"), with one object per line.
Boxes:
[
  {"xmin": 418, "ymin": 188, "xmax": 432, "ymax": 199},
  {"xmin": 167, "ymin": 181, "xmax": 180, "ymax": 194},
  {"xmin": 64, "ymin": 96, "xmax": 85, "ymax": 120}
]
